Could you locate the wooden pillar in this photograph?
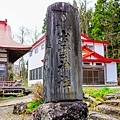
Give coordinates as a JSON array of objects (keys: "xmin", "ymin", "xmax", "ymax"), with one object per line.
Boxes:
[{"xmin": 43, "ymin": 2, "xmax": 83, "ymax": 103}]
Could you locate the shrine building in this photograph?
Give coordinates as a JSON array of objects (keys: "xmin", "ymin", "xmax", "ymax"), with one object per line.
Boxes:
[
  {"xmin": 28, "ymin": 34, "xmax": 120, "ymax": 86},
  {"xmin": 0, "ymin": 19, "xmax": 31, "ymax": 81}
]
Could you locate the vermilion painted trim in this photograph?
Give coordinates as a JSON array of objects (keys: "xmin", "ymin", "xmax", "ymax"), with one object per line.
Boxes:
[
  {"xmin": 82, "ymin": 46, "xmax": 112, "ymax": 62},
  {"xmin": 41, "ymin": 46, "xmax": 120, "ymax": 63},
  {"xmin": 83, "ymin": 59, "xmax": 111, "ymax": 63},
  {"xmin": 41, "ymin": 59, "xmax": 45, "ymax": 62},
  {"xmin": 83, "ymin": 52, "xmax": 94, "ymax": 59},
  {"xmin": 81, "ymin": 33, "xmax": 109, "ymax": 45},
  {"xmin": 82, "ymin": 46, "xmax": 120, "ymax": 63},
  {"xmin": 82, "ymin": 39, "xmax": 109, "ymax": 44},
  {"xmin": 82, "ymin": 47, "xmax": 104, "ymax": 59},
  {"xmin": 0, "ymin": 19, "xmax": 7, "ymax": 25},
  {"xmin": 81, "ymin": 33, "xmax": 92, "ymax": 40},
  {"xmin": 32, "ymin": 33, "xmax": 109, "ymax": 49},
  {"xmin": 109, "ymin": 59, "xmax": 120, "ymax": 63},
  {"xmin": 32, "ymin": 34, "xmax": 46, "ymax": 48},
  {"xmin": 41, "ymin": 58, "xmax": 120, "ymax": 63}
]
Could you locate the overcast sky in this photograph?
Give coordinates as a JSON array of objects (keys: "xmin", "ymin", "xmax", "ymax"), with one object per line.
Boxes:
[{"xmin": 0, "ymin": 0, "xmax": 96, "ymax": 34}]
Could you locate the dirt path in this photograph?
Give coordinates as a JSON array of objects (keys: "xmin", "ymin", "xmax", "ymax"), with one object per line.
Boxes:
[
  {"xmin": 0, "ymin": 94, "xmax": 33, "ymax": 107},
  {"xmin": 0, "ymin": 105, "xmax": 33, "ymax": 120},
  {"xmin": 0, "ymin": 94, "xmax": 33, "ymax": 120}
]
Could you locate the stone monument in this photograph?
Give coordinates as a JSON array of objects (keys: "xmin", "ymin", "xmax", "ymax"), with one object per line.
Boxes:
[{"xmin": 33, "ymin": 2, "xmax": 88, "ymax": 120}]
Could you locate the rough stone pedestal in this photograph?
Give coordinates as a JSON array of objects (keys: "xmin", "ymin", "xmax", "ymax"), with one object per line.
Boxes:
[{"xmin": 33, "ymin": 101, "xmax": 88, "ymax": 120}]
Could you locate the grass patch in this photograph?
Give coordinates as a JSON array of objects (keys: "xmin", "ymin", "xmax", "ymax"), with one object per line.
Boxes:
[
  {"xmin": 83, "ymin": 87, "xmax": 120, "ymax": 110},
  {"xmin": 0, "ymin": 95, "xmax": 16, "ymax": 101},
  {"xmin": 83, "ymin": 87, "xmax": 119, "ymax": 99},
  {"xmin": 0, "ymin": 94, "xmax": 25, "ymax": 101},
  {"xmin": 26, "ymin": 100, "xmax": 43, "ymax": 114}
]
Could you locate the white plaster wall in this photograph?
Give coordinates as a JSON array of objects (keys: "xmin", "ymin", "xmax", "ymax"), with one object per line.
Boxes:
[
  {"xmin": 28, "ymin": 42, "xmax": 45, "ymax": 86},
  {"xmin": 85, "ymin": 55, "xmax": 97, "ymax": 59},
  {"xmin": 106, "ymin": 62, "xmax": 117, "ymax": 82},
  {"xmin": 28, "ymin": 79, "xmax": 43, "ymax": 86},
  {"xmin": 82, "ymin": 42, "xmax": 93, "ymax": 46},
  {"xmin": 94, "ymin": 43, "xmax": 104, "ymax": 56},
  {"xmin": 29, "ymin": 45, "xmax": 45, "ymax": 69},
  {"xmin": 81, "ymin": 36, "xmax": 86, "ymax": 40}
]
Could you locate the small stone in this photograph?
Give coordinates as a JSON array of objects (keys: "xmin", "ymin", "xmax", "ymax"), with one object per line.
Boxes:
[
  {"xmin": 103, "ymin": 95, "xmax": 115, "ymax": 100},
  {"xmin": 13, "ymin": 102, "xmax": 27, "ymax": 114},
  {"xmin": 85, "ymin": 102, "xmax": 90, "ymax": 107}
]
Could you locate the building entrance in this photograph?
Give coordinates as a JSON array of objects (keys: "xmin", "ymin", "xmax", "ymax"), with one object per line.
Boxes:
[{"xmin": 83, "ymin": 68, "xmax": 104, "ymax": 85}]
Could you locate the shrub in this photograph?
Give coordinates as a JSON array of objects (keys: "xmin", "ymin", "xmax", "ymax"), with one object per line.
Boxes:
[
  {"xmin": 83, "ymin": 87, "xmax": 119, "ymax": 99},
  {"xmin": 92, "ymin": 87, "xmax": 119, "ymax": 98},
  {"xmin": 17, "ymin": 94, "xmax": 24, "ymax": 97},
  {"xmin": 26, "ymin": 82, "xmax": 44, "ymax": 114},
  {"xmin": 32, "ymin": 82, "xmax": 43, "ymax": 102},
  {"xmin": 83, "ymin": 88, "xmax": 98, "ymax": 95},
  {"xmin": 26, "ymin": 100, "xmax": 43, "ymax": 113}
]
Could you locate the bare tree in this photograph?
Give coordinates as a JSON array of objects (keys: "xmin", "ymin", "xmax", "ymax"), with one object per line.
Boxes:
[
  {"xmin": 16, "ymin": 26, "xmax": 28, "ymax": 80},
  {"xmin": 78, "ymin": 0, "xmax": 93, "ymax": 35},
  {"xmin": 26, "ymin": 26, "xmax": 41, "ymax": 45},
  {"xmin": 14, "ymin": 26, "xmax": 41, "ymax": 81},
  {"xmin": 73, "ymin": 0, "xmax": 93, "ymax": 35}
]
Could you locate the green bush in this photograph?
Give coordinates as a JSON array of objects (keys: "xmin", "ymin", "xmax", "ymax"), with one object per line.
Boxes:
[
  {"xmin": 83, "ymin": 88, "xmax": 98, "ymax": 95},
  {"xmin": 83, "ymin": 87, "xmax": 119, "ymax": 99},
  {"xmin": 27, "ymin": 101, "xmax": 36, "ymax": 109},
  {"xmin": 92, "ymin": 87, "xmax": 119, "ymax": 98},
  {"xmin": 26, "ymin": 100, "xmax": 43, "ymax": 113},
  {"xmin": 17, "ymin": 94, "xmax": 24, "ymax": 97}
]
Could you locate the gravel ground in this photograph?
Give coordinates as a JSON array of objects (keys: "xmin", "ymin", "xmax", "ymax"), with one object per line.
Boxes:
[{"xmin": 0, "ymin": 105, "xmax": 33, "ymax": 120}]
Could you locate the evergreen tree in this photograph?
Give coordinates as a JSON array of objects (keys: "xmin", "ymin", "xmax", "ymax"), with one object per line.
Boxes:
[
  {"xmin": 91, "ymin": 0, "xmax": 107, "ymax": 40},
  {"xmin": 42, "ymin": 17, "xmax": 46, "ymax": 34},
  {"xmin": 91, "ymin": 0, "xmax": 120, "ymax": 58}
]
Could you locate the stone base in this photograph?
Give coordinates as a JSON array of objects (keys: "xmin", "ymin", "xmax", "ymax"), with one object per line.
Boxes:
[{"xmin": 33, "ymin": 101, "xmax": 88, "ymax": 120}]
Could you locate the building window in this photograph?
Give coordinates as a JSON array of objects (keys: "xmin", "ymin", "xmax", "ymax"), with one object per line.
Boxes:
[
  {"xmin": 30, "ymin": 70, "xmax": 34, "ymax": 80},
  {"xmin": 41, "ymin": 43, "xmax": 45, "ymax": 50},
  {"xmin": 38, "ymin": 67, "xmax": 43, "ymax": 79},
  {"xmin": 0, "ymin": 64, "xmax": 7, "ymax": 81},
  {"xmin": 29, "ymin": 51, "xmax": 33, "ymax": 57},
  {"xmin": 35, "ymin": 48, "xmax": 38, "ymax": 54},
  {"xmin": 96, "ymin": 63, "xmax": 102, "ymax": 65},
  {"xmin": 29, "ymin": 67, "xmax": 43, "ymax": 80},
  {"xmin": 83, "ymin": 62, "xmax": 90, "ymax": 65},
  {"xmin": 33, "ymin": 69, "xmax": 36, "ymax": 80},
  {"xmin": 87, "ymin": 45, "xmax": 94, "ymax": 50},
  {"xmin": 36, "ymin": 68, "xmax": 39, "ymax": 79}
]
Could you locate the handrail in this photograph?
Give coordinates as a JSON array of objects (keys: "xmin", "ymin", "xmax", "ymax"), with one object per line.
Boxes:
[{"xmin": 0, "ymin": 80, "xmax": 22, "ymax": 87}]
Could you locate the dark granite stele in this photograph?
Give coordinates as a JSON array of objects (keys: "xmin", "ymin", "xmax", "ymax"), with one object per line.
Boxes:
[{"xmin": 33, "ymin": 101, "xmax": 88, "ymax": 120}]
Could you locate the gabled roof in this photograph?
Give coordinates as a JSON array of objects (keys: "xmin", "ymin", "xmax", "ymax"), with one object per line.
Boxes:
[
  {"xmin": 32, "ymin": 34, "xmax": 46, "ymax": 49},
  {"xmin": 81, "ymin": 34, "xmax": 109, "ymax": 45},
  {"xmin": 0, "ymin": 19, "xmax": 32, "ymax": 63},
  {"xmin": 32, "ymin": 33, "xmax": 109, "ymax": 49},
  {"xmin": 82, "ymin": 45, "xmax": 120, "ymax": 63},
  {"xmin": 36, "ymin": 34, "xmax": 120, "ymax": 63},
  {"xmin": 41, "ymin": 45, "xmax": 120, "ymax": 63}
]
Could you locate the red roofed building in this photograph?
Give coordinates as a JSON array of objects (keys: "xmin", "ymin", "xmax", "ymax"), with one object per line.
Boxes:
[
  {"xmin": 28, "ymin": 34, "xmax": 120, "ymax": 86},
  {"xmin": 0, "ymin": 19, "xmax": 31, "ymax": 81}
]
